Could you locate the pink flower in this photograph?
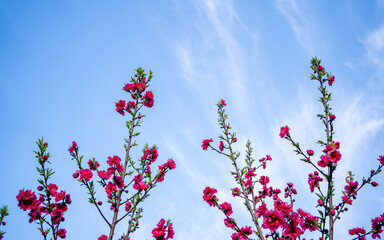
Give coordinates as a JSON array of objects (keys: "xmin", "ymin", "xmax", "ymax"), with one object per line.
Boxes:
[
  {"xmin": 371, "ymin": 214, "xmax": 384, "ymax": 239},
  {"xmin": 98, "ymin": 235, "xmax": 108, "ymax": 240},
  {"xmin": 16, "ymin": 190, "xmax": 40, "ymax": 211},
  {"xmin": 55, "ymin": 190, "xmax": 66, "ymax": 202},
  {"xmin": 123, "ymin": 83, "xmax": 137, "ymax": 92},
  {"xmin": 115, "ymin": 100, "xmax": 126, "ymax": 116},
  {"xmin": 349, "ymin": 228, "xmax": 366, "ymax": 240},
  {"xmin": 135, "ymin": 82, "xmax": 146, "ymax": 92},
  {"xmin": 255, "ymin": 203, "xmax": 268, "ymax": 217},
  {"xmin": 88, "ymin": 159, "xmax": 100, "ymax": 171},
  {"xmin": 318, "ymin": 154, "xmax": 331, "ymax": 167},
  {"xmin": 218, "ymin": 141, "xmax": 224, "ymax": 152},
  {"xmin": 274, "ymin": 199, "xmax": 292, "ymax": 214},
  {"xmin": 79, "ymin": 169, "xmax": 93, "ymax": 182},
  {"xmin": 378, "ymin": 155, "xmax": 384, "ymax": 165},
  {"xmin": 245, "ymin": 169, "xmax": 256, "ymax": 179},
  {"xmin": 220, "ymin": 202, "xmax": 233, "ymax": 216},
  {"xmin": 113, "ymin": 176, "xmax": 124, "ymax": 189},
  {"xmin": 141, "ymin": 147, "xmax": 159, "ymax": 163},
  {"xmin": 297, "ymin": 208, "xmax": 318, "ymax": 232},
  {"xmin": 201, "ymin": 139, "xmax": 213, "ymax": 150},
  {"xmin": 240, "ymin": 226, "xmax": 252, "ymax": 236},
  {"xmin": 318, "ymin": 65, "xmax": 325, "ymax": 72},
  {"xmin": 308, "ymin": 172, "xmax": 323, "ymax": 192},
  {"xmin": 47, "ymin": 184, "xmax": 58, "ymax": 197},
  {"xmin": 68, "ymin": 141, "xmax": 77, "ymax": 153},
  {"xmin": 232, "ymin": 187, "xmax": 241, "ymax": 197},
  {"xmin": 282, "ymin": 212, "xmax": 302, "ymax": 239},
  {"xmin": 279, "ymin": 125, "xmax": 290, "ymax": 138},
  {"xmin": 328, "ymin": 149, "xmax": 342, "ymax": 163},
  {"xmin": 141, "ymin": 91, "xmax": 154, "ymax": 108},
  {"xmin": 73, "ymin": 170, "xmax": 80, "ymax": 179},
  {"xmin": 125, "ymin": 101, "xmax": 136, "ymax": 112},
  {"xmin": 342, "ymin": 195, "xmax": 353, "ymax": 205},
  {"xmin": 328, "ymin": 76, "xmax": 335, "ymax": 86},
  {"xmin": 57, "ymin": 229, "xmax": 67, "ymax": 239},
  {"xmin": 105, "ymin": 182, "xmax": 117, "ymax": 199},
  {"xmin": 158, "ymin": 158, "xmax": 177, "ymax": 171},
  {"xmin": 203, "ymin": 186, "xmax": 218, "ymax": 207},
  {"xmin": 51, "ymin": 203, "xmax": 68, "ymax": 225},
  {"xmin": 66, "ymin": 194, "xmax": 72, "ymax": 204},
  {"xmin": 133, "ymin": 174, "xmax": 147, "ymax": 190},
  {"xmin": 244, "ymin": 179, "xmax": 252, "ymax": 188},
  {"xmin": 107, "ymin": 155, "xmax": 121, "ymax": 166},
  {"xmin": 125, "ymin": 201, "xmax": 131, "ymax": 212},
  {"xmin": 98, "ymin": 170, "xmax": 111, "ymax": 180},
  {"xmin": 152, "ymin": 219, "xmax": 166, "ymax": 239},
  {"xmin": 330, "ymin": 114, "xmax": 336, "ymax": 121},
  {"xmin": 306, "ymin": 149, "xmax": 314, "ymax": 156},
  {"xmin": 224, "ymin": 218, "xmax": 236, "ymax": 229},
  {"xmin": 116, "ymin": 164, "xmax": 124, "ymax": 173},
  {"xmin": 345, "ymin": 181, "xmax": 359, "ymax": 195},
  {"xmin": 262, "ymin": 209, "xmax": 285, "ymax": 232},
  {"xmin": 167, "ymin": 223, "xmax": 175, "ymax": 239},
  {"xmin": 259, "ymin": 176, "xmax": 269, "ymax": 185}
]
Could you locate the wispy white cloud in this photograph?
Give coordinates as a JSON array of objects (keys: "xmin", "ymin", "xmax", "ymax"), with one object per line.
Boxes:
[
  {"xmin": 361, "ymin": 25, "xmax": 384, "ymax": 71},
  {"xmin": 175, "ymin": 46, "xmax": 199, "ymax": 89},
  {"xmin": 275, "ymin": 0, "xmax": 314, "ymax": 55},
  {"xmin": 336, "ymin": 95, "xmax": 384, "ymax": 177},
  {"xmin": 173, "ymin": 0, "xmax": 260, "ymax": 129}
]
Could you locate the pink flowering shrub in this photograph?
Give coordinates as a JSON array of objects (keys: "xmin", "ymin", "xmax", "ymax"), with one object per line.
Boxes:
[
  {"xmin": 17, "ymin": 139, "xmax": 71, "ymax": 240},
  {"xmin": 201, "ymin": 57, "xmax": 383, "ymax": 240},
  {"xmin": 69, "ymin": 68, "xmax": 176, "ymax": 240}
]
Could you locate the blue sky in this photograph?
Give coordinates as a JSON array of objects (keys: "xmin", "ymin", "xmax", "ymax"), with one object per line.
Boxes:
[{"xmin": 1, "ymin": 1, "xmax": 384, "ymax": 239}]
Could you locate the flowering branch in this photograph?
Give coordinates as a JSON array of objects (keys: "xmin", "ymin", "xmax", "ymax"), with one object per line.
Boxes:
[
  {"xmin": 17, "ymin": 138, "xmax": 71, "ymax": 239},
  {"xmin": 69, "ymin": 68, "xmax": 176, "ymax": 240},
  {"xmin": 202, "ymin": 57, "xmax": 383, "ymax": 240}
]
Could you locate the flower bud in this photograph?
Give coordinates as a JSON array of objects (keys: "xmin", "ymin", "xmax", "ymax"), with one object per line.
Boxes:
[
  {"xmin": 73, "ymin": 172, "xmax": 79, "ymax": 179},
  {"xmin": 98, "ymin": 201, "xmax": 103, "ymax": 205},
  {"xmin": 43, "ymin": 155, "xmax": 49, "ymax": 160},
  {"xmin": 37, "ymin": 186, "xmax": 43, "ymax": 191},
  {"xmin": 372, "ymin": 181, "xmax": 379, "ymax": 187},
  {"xmin": 307, "ymin": 149, "xmax": 314, "ymax": 156},
  {"xmin": 43, "ymin": 142, "xmax": 48, "ymax": 147}
]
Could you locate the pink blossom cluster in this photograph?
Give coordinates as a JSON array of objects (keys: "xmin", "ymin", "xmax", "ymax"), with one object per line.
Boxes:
[
  {"xmin": 308, "ymin": 171, "xmax": 323, "ymax": 193},
  {"xmin": 72, "ymin": 152, "xmax": 126, "ymax": 201},
  {"xmin": 317, "ymin": 141, "xmax": 342, "ymax": 167},
  {"xmin": 17, "ymin": 140, "xmax": 70, "ymax": 239},
  {"xmin": 152, "ymin": 219, "xmax": 174, "ymax": 240},
  {"xmin": 116, "ymin": 74, "xmax": 154, "ymax": 116}
]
